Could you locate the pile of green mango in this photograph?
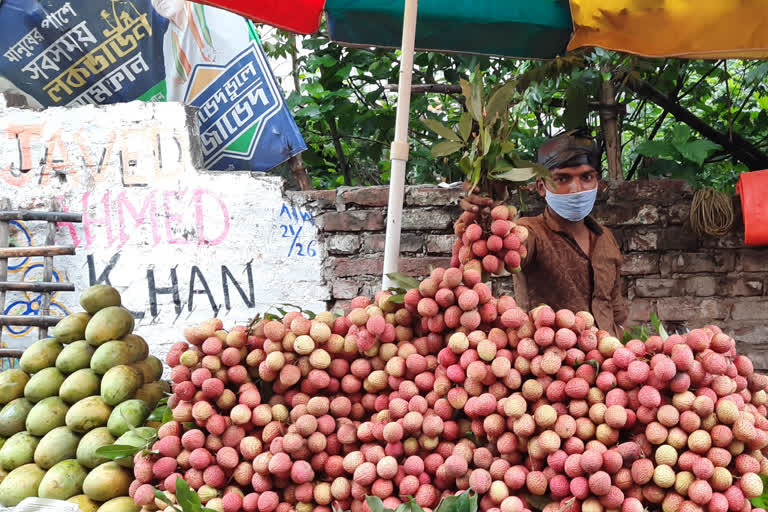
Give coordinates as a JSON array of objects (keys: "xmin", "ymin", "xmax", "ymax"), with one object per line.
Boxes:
[{"xmin": 0, "ymin": 285, "xmax": 169, "ymax": 510}]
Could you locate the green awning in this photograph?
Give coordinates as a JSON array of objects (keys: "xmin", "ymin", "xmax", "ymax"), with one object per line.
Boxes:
[{"xmin": 325, "ymin": 0, "xmax": 573, "ymax": 59}]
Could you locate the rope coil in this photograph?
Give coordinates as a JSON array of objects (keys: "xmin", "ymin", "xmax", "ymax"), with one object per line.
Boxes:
[{"xmin": 690, "ymin": 187, "xmax": 735, "ymax": 238}]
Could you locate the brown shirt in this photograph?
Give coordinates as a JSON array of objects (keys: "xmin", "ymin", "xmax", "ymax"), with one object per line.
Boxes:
[{"xmin": 513, "ymin": 208, "xmax": 628, "ymax": 337}]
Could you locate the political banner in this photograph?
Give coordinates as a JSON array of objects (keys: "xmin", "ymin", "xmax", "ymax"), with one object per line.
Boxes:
[{"xmin": 0, "ymin": 0, "xmax": 306, "ymax": 171}]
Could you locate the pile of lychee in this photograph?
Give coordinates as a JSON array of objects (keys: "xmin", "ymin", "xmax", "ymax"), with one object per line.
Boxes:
[
  {"xmin": 129, "ymin": 266, "xmax": 768, "ymax": 512},
  {"xmin": 452, "ymin": 204, "xmax": 528, "ymax": 275}
]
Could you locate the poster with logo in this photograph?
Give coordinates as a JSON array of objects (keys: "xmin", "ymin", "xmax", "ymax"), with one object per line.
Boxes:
[{"xmin": 0, "ymin": 0, "xmax": 306, "ymax": 171}]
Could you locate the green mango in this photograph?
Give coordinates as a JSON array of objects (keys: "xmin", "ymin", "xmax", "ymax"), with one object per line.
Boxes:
[
  {"xmin": 101, "ymin": 365, "xmax": 142, "ymax": 406},
  {"xmin": 24, "ymin": 367, "xmax": 65, "ymax": 402},
  {"xmin": 34, "ymin": 426, "xmax": 80, "ymax": 469},
  {"xmin": 82, "ymin": 461, "xmax": 131, "ymax": 502},
  {"xmin": 76, "ymin": 427, "xmax": 115, "ymax": 469},
  {"xmin": 90, "ymin": 341, "xmax": 135, "ymax": 375},
  {"xmin": 0, "ymin": 398, "xmax": 34, "ymax": 437},
  {"xmin": 69, "ymin": 494, "xmax": 101, "ymax": 512},
  {"xmin": 52, "ymin": 312, "xmax": 92, "ymax": 344},
  {"xmin": 85, "ymin": 307, "xmax": 134, "ymax": 347},
  {"xmin": 25, "ymin": 396, "xmax": 68, "ymax": 436},
  {"xmin": 19, "ymin": 338, "xmax": 62, "ymax": 374},
  {"xmin": 0, "ymin": 431, "xmax": 39, "ymax": 471},
  {"xmin": 38, "ymin": 459, "xmax": 88, "ymax": 500},
  {"xmin": 0, "ymin": 463, "xmax": 45, "ymax": 506},
  {"xmin": 134, "ymin": 381, "xmax": 169, "ymax": 409},
  {"xmin": 107, "ymin": 399, "xmax": 149, "ymax": 437},
  {"xmin": 56, "ymin": 340, "xmax": 95, "ymax": 373},
  {"xmin": 59, "ymin": 368, "xmax": 101, "ymax": 404},
  {"xmin": 97, "ymin": 496, "xmax": 140, "ymax": 512},
  {"xmin": 66, "ymin": 396, "xmax": 112, "ymax": 433},
  {"xmin": 80, "ymin": 285, "xmax": 122, "ymax": 314},
  {"xmin": 0, "ymin": 369, "xmax": 29, "ymax": 405},
  {"xmin": 144, "ymin": 356, "xmax": 164, "ymax": 382},
  {"xmin": 121, "ymin": 334, "xmax": 149, "ymax": 363}
]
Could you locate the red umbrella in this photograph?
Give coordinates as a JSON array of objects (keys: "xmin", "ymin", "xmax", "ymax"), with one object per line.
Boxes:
[{"xmin": 195, "ymin": 0, "xmax": 325, "ymax": 34}]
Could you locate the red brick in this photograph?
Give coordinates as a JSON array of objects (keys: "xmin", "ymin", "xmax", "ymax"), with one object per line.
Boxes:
[
  {"xmin": 700, "ymin": 230, "xmax": 744, "ymax": 249},
  {"xmin": 332, "ymin": 279, "xmax": 360, "ymax": 299},
  {"xmin": 332, "ymin": 257, "xmax": 384, "ymax": 277},
  {"xmin": 739, "ymin": 250, "xmax": 768, "ymax": 272},
  {"xmin": 592, "ymin": 204, "xmax": 660, "ymax": 227},
  {"xmin": 731, "ymin": 299, "xmax": 768, "ymax": 321},
  {"xmin": 659, "ymin": 252, "xmax": 735, "ymax": 275},
  {"xmin": 398, "ymin": 257, "xmax": 452, "ymax": 278},
  {"xmin": 292, "ymin": 189, "xmax": 337, "ymax": 203},
  {"xmin": 627, "ymin": 298, "xmax": 653, "ymax": 324},
  {"xmin": 402, "ymin": 208, "xmax": 456, "ymax": 230},
  {"xmin": 657, "ymin": 226, "xmax": 699, "ymax": 251},
  {"xmin": 363, "ymin": 233, "xmax": 423, "ymax": 253},
  {"xmin": 634, "ymin": 278, "xmax": 680, "ymax": 298},
  {"xmin": 626, "ymin": 230, "xmax": 659, "ymax": 251},
  {"xmin": 406, "ymin": 186, "xmax": 462, "ymax": 206},
  {"xmin": 605, "ymin": 180, "xmax": 692, "ymax": 206},
  {"xmin": 426, "ymin": 234, "xmax": 456, "ymax": 254},
  {"xmin": 723, "ymin": 278, "xmax": 763, "ymax": 297},
  {"xmin": 326, "ymin": 234, "xmax": 361, "ymax": 255},
  {"xmin": 656, "ymin": 298, "xmax": 729, "ymax": 322},
  {"xmin": 318, "ymin": 211, "xmax": 385, "ymax": 232},
  {"xmin": 341, "ymin": 186, "xmax": 391, "ymax": 207},
  {"xmin": 684, "ymin": 276, "xmax": 718, "ymax": 297},
  {"xmin": 668, "ymin": 204, "xmax": 690, "ymax": 225},
  {"xmin": 621, "ymin": 253, "xmax": 659, "ymax": 275}
]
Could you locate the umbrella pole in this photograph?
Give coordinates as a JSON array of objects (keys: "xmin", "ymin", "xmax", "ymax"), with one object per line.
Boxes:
[{"xmin": 382, "ymin": 0, "xmax": 419, "ymax": 290}]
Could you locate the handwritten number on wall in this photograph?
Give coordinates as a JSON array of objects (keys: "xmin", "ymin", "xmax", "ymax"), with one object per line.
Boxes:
[{"xmin": 279, "ymin": 203, "xmax": 317, "ymax": 258}]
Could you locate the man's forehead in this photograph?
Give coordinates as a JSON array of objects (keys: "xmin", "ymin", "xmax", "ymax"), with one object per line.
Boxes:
[{"xmin": 552, "ymin": 166, "xmax": 598, "ymax": 176}]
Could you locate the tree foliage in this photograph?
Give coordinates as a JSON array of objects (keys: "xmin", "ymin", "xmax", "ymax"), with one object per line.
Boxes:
[{"xmin": 262, "ymin": 24, "xmax": 768, "ymax": 193}]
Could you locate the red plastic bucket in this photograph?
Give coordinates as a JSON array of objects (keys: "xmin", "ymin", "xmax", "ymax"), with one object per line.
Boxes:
[{"xmin": 737, "ymin": 170, "xmax": 768, "ymax": 246}]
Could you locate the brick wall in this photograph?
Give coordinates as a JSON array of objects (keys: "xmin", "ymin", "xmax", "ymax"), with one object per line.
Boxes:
[{"xmin": 288, "ymin": 180, "xmax": 768, "ymax": 367}]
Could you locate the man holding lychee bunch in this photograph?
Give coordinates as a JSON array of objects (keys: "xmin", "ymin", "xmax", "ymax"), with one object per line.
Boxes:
[{"xmin": 459, "ymin": 128, "xmax": 628, "ymax": 337}]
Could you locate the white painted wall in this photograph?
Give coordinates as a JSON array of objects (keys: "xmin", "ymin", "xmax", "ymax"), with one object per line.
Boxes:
[{"xmin": 0, "ymin": 99, "xmax": 329, "ymax": 364}]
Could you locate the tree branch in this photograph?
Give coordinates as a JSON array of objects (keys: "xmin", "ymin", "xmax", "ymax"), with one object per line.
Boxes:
[
  {"xmin": 327, "ymin": 117, "xmax": 352, "ymax": 186},
  {"xmin": 625, "ymin": 75, "xmax": 768, "ymax": 170}
]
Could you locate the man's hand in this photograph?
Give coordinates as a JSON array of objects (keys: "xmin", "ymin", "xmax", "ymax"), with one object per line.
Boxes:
[{"xmin": 458, "ymin": 181, "xmax": 510, "ymax": 214}]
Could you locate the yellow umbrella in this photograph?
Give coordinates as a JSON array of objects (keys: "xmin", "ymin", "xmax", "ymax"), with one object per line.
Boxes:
[{"xmin": 568, "ymin": 0, "xmax": 768, "ymax": 59}]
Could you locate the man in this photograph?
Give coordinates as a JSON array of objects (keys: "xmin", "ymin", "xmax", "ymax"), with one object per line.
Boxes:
[{"xmin": 460, "ymin": 129, "xmax": 628, "ymax": 336}]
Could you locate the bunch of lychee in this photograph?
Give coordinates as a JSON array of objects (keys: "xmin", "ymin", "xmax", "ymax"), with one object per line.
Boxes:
[
  {"xmin": 452, "ymin": 204, "xmax": 528, "ymax": 275},
  {"xmin": 129, "ymin": 265, "xmax": 768, "ymax": 512}
]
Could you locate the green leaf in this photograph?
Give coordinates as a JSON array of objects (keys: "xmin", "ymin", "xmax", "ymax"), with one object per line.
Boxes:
[
  {"xmin": 672, "ymin": 124, "xmax": 693, "ymax": 146},
  {"xmin": 162, "ymin": 406, "xmax": 174, "ymax": 425},
  {"xmin": 386, "ymin": 272, "xmax": 420, "ymax": 291},
  {"xmin": 563, "ymin": 81, "xmax": 590, "ymax": 130},
  {"xmin": 482, "ymin": 127, "xmax": 492, "ymax": 156},
  {"xmin": 366, "ymin": 496, "xmax": 385, "ymax": 512},
  {"xmin": 432, "ymin": 141, "xmax": 464, "ymax": 157},
  {"xmin": 460, "ymin": 79, "xmax": 474, "ymax": 118},
  {"xmin": 423, "ymin": 119, "xmax": 461, "ymax": 142},
  {"xmin": 485, "ymin": 80, "xmax": 517, "ymax": 124},
  {"xmin": 635, "ymin": 140, "xmax": 677, "ymax": 159},
  {"xmin": 468, "ymin": 491, "xmax": 478, "ymax": 512},
  {"xmin": 492, "ymin": 166, "xmax": 537, "ymax": 182},
  {"xmin": 153, "ymin": 489, "xmax": 181, "ymax": 512},
  {"xmin": 471, "ymin": 71, "xmax": 484, "ymax": 124},
  {"xmin": 459, "ymin": 155, "xmax": 472, "ymax": 177},
  {"xmin": 650, "ymin": 312, "xmax": 669, "ymax": 340},
  {"xmin": 677, "ymin": 139, "xmax": 722, "ymax": 166},
  {"xmin": 388, "ymin": 294, "xmax": 405, "ymax": 304},
  {"xmin": 94, "ymin": 445, "xmax": 142, "ymax": 460},
  {"xmin": 524, "ymin": 494, "xmax": 551, "ymax": 511},
  {"xmin": 458, "ymin": 112, "xmax": 472, "ymax": 142},
  {"xmin": 176, "ymin": 477, "xmax": 203, "ymax": 512}
]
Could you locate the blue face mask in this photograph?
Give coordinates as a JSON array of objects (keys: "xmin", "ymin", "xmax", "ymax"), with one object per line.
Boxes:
[{"xmin": 544, "ymin": 187, "xmax": 598, "ymax": 222}]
